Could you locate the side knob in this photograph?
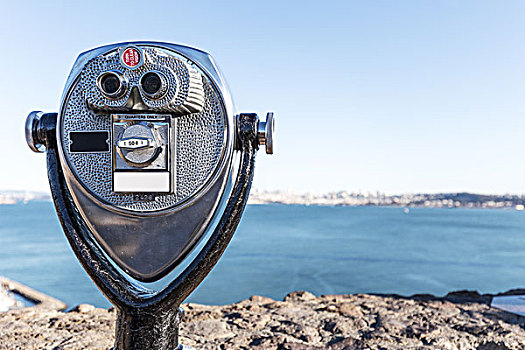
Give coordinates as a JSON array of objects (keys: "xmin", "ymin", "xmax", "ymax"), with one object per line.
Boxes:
[
  {"xmin": 257, "ymin": 112, "xmax": 275, "ymax": 154},
  {"xmin": 25, "ymin": 111, "xmax": 45, "ymax": 153}
]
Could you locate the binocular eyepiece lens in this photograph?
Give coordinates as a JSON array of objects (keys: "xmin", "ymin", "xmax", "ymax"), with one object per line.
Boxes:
[
  {"xmin": 97, "ymin": 71, "xmax": 127, "ymax": 99},
  {"xmin": 140, "ymin": 71, "xmax": 167, "ymax": 99},
  {"xmin": 101, "ymin": 73, "xmax": 121, "ymax": 94},
  {"xmin": 141, "ymin": 72, "xmax": 161, "ymax": 94}
]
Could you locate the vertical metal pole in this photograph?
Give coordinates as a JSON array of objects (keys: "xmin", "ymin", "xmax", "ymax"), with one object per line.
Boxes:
[{"xmin": 113, "ymin": 305, "xmax": 181, "ymax": 350}]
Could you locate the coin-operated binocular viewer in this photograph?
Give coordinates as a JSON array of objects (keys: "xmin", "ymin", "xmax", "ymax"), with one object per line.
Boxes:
[{"xmin": 25, "ymin": 42, "xmax": 274, "ymax": 350}]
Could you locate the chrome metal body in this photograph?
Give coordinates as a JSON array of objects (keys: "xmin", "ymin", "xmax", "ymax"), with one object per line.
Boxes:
[{"xmin": 57, "ymin": 42, "xmax": 236, "ymax": 281}]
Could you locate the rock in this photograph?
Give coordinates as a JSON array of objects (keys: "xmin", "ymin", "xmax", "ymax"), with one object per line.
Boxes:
[
  {"xmin": 496, "ymin": 289, "xmax": 525, "ymax": 297},
  {"xmin": 0, "ymin": 290, "xmax": 524, "ymax": 349},
  {"xmin": 338, "ymin": 303, "xmax": 364, "ymax": 317},
  {"xmin": 71, "ymin": 304, "xmax": 96, "ymax": 313},
  {"xmin": 477, "ymin": 340, "xmax": 512, "ymax": 350},
  {"xmin": 0, "ymin": 287, "xmax": 19, "ymax": 311},
  {"xmin": 444, "ymin": 290, "xmax": 492, "ymax": 305},
  {"xmin": 283, "ymin": 290, "xmax": 316, "ymax": 302},
  {"xmin": 249, "ymin": 295, "xmax": 275, "ymax": 304}
]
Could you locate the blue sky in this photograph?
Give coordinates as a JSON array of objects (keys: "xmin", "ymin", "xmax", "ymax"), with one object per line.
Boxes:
[{"xmin": 1, "ymin": 0, "xmax": 524, "ymax": 194}]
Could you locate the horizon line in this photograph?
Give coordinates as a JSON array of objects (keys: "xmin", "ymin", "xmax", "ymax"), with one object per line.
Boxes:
[{"xmin": 2, "ymin": 188, "xmax": 525, "ymax": 197}]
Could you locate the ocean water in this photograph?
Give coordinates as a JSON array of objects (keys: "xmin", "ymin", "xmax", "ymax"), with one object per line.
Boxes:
[{"xmin": 1, "ymin": 201, "xmax": 525, "ymax": 309}]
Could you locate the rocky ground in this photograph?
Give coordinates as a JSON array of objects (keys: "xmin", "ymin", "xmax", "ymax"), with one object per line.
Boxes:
[{"xmin": 0, "ymin": 290, "xmax": 524, "ymax": 350}]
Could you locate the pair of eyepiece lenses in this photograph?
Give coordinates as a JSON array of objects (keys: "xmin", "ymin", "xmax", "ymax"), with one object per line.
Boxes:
[{"xmin": 97, "ymin": 71, "xmax": 167, "ymax": 100}]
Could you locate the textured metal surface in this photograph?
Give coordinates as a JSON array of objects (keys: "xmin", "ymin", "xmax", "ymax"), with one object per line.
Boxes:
[
  {"xmin": 83, "ymin": 47, "xmax": 205, "ymax": 113},
  {"xmin": 60, "ymin": 45, "xmax": 226, "ymax": 212},
  {"xmin": 43, "ymin": 112, "xmax": 259, "ymax": 349}
]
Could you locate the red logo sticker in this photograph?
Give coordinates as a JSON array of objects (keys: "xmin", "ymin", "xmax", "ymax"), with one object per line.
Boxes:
[{"xmin": 121, "ymin": 47, "xmax": 141, "ymax": 68}]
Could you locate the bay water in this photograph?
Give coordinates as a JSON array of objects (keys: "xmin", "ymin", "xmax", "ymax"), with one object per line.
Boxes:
[{"xmin": 1, "ymin": 201, "xmax": 525, "ymax": 308}]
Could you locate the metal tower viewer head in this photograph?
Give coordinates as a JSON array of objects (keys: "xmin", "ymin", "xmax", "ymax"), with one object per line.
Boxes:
[{"xmin": 25, "ymin": 41, "xmax": 275, "ymax": 350}]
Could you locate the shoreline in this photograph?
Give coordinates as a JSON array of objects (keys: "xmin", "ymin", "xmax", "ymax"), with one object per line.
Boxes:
[
  {"xmin": 248, "ymin": 202, "xmax": 525, "ymax": 210},
  {"xmin": 1, "ymin": 288, "xmax": 524, "ymax": 349},
  {"xmin": 0, "ymin": 276, "xmax": 67, "ymax": 311},
  {"xmin": 5, "ymin": 200, "xmax": 525, "ymax": 211},
  {"xmin": 4, "ymin": 191, "xmax": 525, "ymax": 210}
]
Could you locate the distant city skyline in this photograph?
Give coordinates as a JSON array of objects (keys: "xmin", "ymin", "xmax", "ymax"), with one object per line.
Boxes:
[
  {"xmin": 3, "ymin": 189, "xmax": 525, "ymax": 210},
  {"xmin": 2, "ymin": 1, "xmax": 525, "ymax": 194}
]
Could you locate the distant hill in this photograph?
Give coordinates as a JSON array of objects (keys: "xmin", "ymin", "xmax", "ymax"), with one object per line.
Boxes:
[
  {"xmin": 0, "ymin": 191, "xmax": 50, "ymax": 205},
  {"xmin": 248, "ymin": 190, "xmax": 525, "ymax": 209}
]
